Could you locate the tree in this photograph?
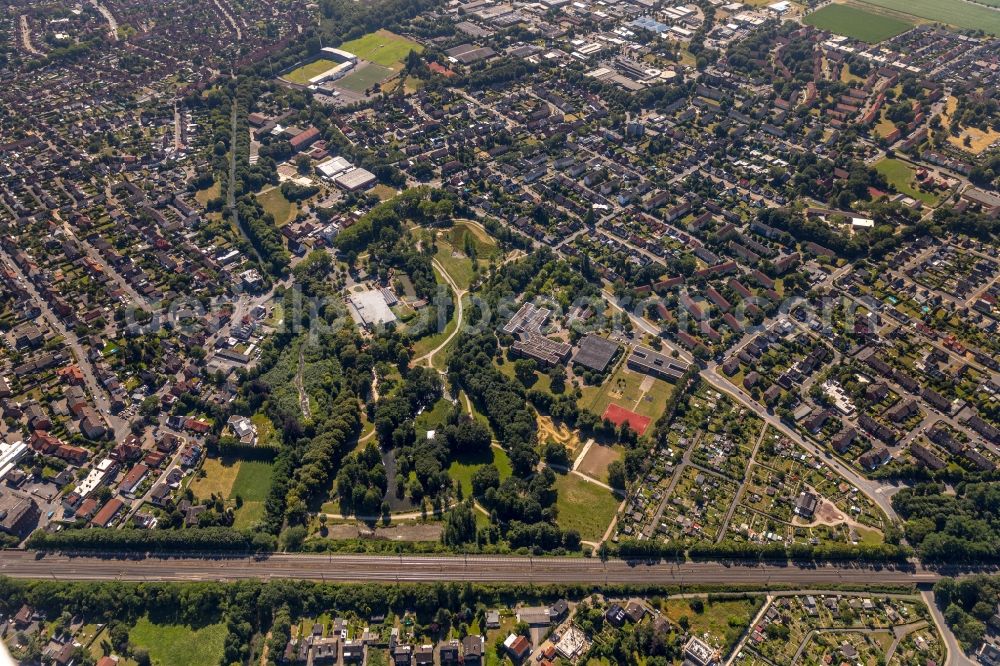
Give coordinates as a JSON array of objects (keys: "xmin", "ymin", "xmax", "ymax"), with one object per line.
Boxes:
[
  {"xmin": 296, "ymin": 154, "xmax": 312, "ymax": 175},
  {"xmin": 471, "ymin": 465, "xmax": 500, "ymax": 497},
  {"xmin": 608, "ymin": 460, "xmax": 626, "ymax": 491},
  {"xmin": 548, "ymin": 365, "xmax": 566, "ymax": 394},
  {"xmin": 513, "ymin": 359, "xmax": 537, "ymax": 386},
  {"xmin": 449, "ymin": 418, "xmax": 492, "ymax": 455},
  {"xmin": 280, "ymin": 525, "xmax": 307, "ymax": 552}
]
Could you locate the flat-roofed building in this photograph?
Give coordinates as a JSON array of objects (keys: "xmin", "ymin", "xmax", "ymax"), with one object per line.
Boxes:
[
  {"xmin": 627, "ymin": 345, "xmax": 689, "ymax": 381},
  {"xmin": 334, "ymin": 167, "xmax": 377, "ymax": 192},
  {"xmin": 572, "ymin": 335, "xmax": 620, "ymax": 373}
]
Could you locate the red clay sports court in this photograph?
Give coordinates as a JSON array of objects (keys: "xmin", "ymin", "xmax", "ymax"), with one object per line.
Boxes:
[{"xmin": 601, "ymin": 403, "xmax": 651, "ymax": 436}]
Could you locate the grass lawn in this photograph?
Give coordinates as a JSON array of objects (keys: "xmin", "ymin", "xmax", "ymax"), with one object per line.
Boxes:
[
  {"xmin": 194, "ymin": 181, "xmax": 221, "ymax": 206},
  {"xmin": 284, "ymin": 58, "xmax": 340, "ymax": 84},
  {"xmin": 804, "ymin": 3, "xmax": 912, "ymax": 42},
  {"xmin": 449, "ymin": 447, "xmax": 512, "ymax": 496},
  {"xmin": 190, "ymin": 458, "xmax": 240, "ymax": 500},
  {"xmin": 256, "ymin": 186, "xmax": 296, "ymax": 226},
  {"xmin": 409, "ymin": 294, "xmax": 468, "ymax": 364},
  {"xmin": 129, "ymin": 617, "xmax": 227, "ymax": 666},
  {"xmin": 434, "ymin": 243, "xmax": 477, "ymax": 291},
  {"xmin": 336, "ymin": 63, "xmax": 394, "ymax": 94},
  {"xmin": 339, "ymin": 29, "xmax": 423, "ymax": 69},
  {"xmin": 875, "ymin": 158, "xmax": 940, "ymax": 205},
  {"xmin": 233, "ymin": 500, "xmax": 265, "ymax": 529},
  {"xmin": 415, "ymin": 398, "xmax": 453, "ymax": 438},
  {"xmin": 372, "ymin": 183, "xmax": 400, "ymax": 201},
  {"xmin": 855, "ymin": 0, "xmax": 1000, "ymax": 34},
  {"xmin": 553, "ymin": 472, "xmax": 619, "ymax": 542},
  {"xmin": 662, "ymin": 597, "xmax": 762, "ymax": 651},
  {"xmin": 230, "ymin": 461, "xmax": 274, "ymax": 502},
  {"xmin": 447, "ymin": 221, "xmax": 500, "ymax": 259}
]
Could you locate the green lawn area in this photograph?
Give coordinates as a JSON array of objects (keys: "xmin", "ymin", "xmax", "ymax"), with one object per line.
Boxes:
[
  {"xmin": 449, "ymin": 447, "xmax": 512, "ymax": 496},
  {"xmin": 284, "ymin": 58, "xmax": 340, "ymax": 84},
  {"xmin": 339, "ymin": 29, "xmax": 423, "ymax": 69},
  {"xmin": 230, "ymin": 461, "xmax": 274, "ymax": 502},
  {"xmin": 233, "ymin": 500, "xmax": 265, "ymax": 529},
  {"xmin": 335, "ymin": 63, "xmax": 395, "ymax": 94},
  {"xmin": 129, "ymin": 617, "xmax": 227, "ymax": 666},
  {"xmin": 553, "ymin": 472, "xmax": 619, "ymax": 542},
  {"xmin": 434, "ymin": 242, "xmax": 476, "ymax": 291},
  {"xmin": 804, "ymin": 3, "xmax": 913, "ymax": 42},
  {"xmin": 415, "ymin": 398, "xmax": 453, "ymax": 438},
  {"xmin": 409, "ymin": 294, "xmax": 469, "ymax": 366},
  {"xmin": 194, "ymin": 181, "xmax": 221, "ymax": 206},
  {"xmin": 855, "ymin": 0, "xmax": 1000, "ymax": 34},
  {"xmin": 431, "ymin": 221, "xmax": 500, "ymax": 291},
  {"xmin": 256, "ymin": 186, "xmax": 296, "ymax": 226},
  {"xmin": 875, "ymin": 158, "xmax": 940, "ymax": 205},
  {"xmin": 662, "ymin": 597, "xmax": 762, "ymax": 652},
  {"xmin": 447, "ymin": 221, "xmax": 500, "ymax": 260}
]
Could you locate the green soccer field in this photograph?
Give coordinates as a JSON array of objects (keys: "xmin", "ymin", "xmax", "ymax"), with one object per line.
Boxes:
[
  {"xmin": 335, "ymin": 63, "xmax": 394, "ymax": 93},
  {"xmin": 804, "ymin": 4, "xmax": 913, "ymax": 43},
  {"xmin": 284, "ymin": 58, "xmax": 340, "ymax": 84},
  {"xmin": 339, "ymin": 29, "xmax": 423, "ymax": 69}
]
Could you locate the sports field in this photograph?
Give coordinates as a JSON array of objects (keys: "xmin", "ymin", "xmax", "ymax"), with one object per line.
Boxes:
[
  {"xmin": 336, "ymin": 63, "xmax": 395, "ymax": 94},
  {"xmin": 804, "ymin": 4, "xmax": 913, "ymax": 42},
  {"xmin": 284, "ymin": 58, "xmax": 340, "ymax": 84},
  {"xmin": 854, "ymin": 0, "xmax": 1000, "ymax": 35},
  {"xmin": 602, "ymin": 403, "xmax": 652, "ymax": 436},
  {"xmin": 579, "ymin": 363, "xmax": 675, "ymax": 424},
  {"xmin": 339, "ymin": 29, "xmax": 423, "ymax": 69}
]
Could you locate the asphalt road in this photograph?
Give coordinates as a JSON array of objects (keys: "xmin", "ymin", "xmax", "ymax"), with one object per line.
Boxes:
[{"xmin": 1, "ymin": 552, "xmax": 992, "ymax": 585}]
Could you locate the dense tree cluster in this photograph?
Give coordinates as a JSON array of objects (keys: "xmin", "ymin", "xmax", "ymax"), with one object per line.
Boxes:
[
  {"xmin": 28, "ymin": 527, "xmax": 271, "ymax": 552},
  {"xmin": 933, "ymin": 575, "xmax": 999, "ymax": 649},
  {"xmin": 336, "ymin": 444, "xmax": 387, "ymax": 517},
  {"xmin": 894, "ymin": 481, "xmax": 1000, "ymax": 561},
  {"xmin": 448, "ymin": 333, "xmax": 538, "ymax": 476}
]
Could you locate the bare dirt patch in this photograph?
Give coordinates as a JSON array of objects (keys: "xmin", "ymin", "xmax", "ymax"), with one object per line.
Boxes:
[
  {"xmin": 576, "ymin": 443, "xmax": 622, "ymax": 484},
  {"xmin": 537, "ymin": 414, "xmax": 583, "ymax": 455}
]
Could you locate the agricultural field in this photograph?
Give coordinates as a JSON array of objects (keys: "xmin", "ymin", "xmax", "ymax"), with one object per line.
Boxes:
[
  {"xmin": 804, "ymin": 4, "xmax": 913, "ymax": 43},
  {"xmin": 855, "ymin": 0, "xmax": 1000, "ymax": 35},
  {"xmin": 129, "ymin": 617, "xmax": 227, "ymax": 666},
  {"xmin": 339, "ymin": 29, "xmax": 423, "ymax": 69},
  {"xmin": 553, "ymin": 472, "xmax": 620, "ymax": 542},
  {"xmin": 875, "ymin": 158, "xmax": 940, "ymax": 205},
  {"xmin": 283, "ymin": 58, "xmax": 340, "ymax": 84}
]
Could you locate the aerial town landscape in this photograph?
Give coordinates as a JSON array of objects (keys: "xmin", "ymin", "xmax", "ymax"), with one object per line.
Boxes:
[{"xmin": 0, "ymin": 0, "xmax": 999, "ymax": 663}]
